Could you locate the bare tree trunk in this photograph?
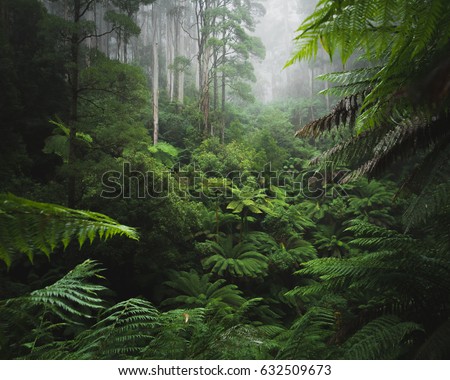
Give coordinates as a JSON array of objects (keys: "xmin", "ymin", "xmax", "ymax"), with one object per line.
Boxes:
[
  {"xmin": 213, "ymin": 48, "xmax": 218, "ymax": 111},
  {"xmin": 171, "ymin": 14, "xmax": 176, "ymax": 101},
  {"xmin": 309, "ymin": 64, "xmax": 315, "ymax": 119},
  {"xmin": 220, "ymin": 13, "xmax": 226, "ymax": 144},
  {"xmin": 166, "ymin": 10, "xmax": 172, "ymax": 98},
  {"xmin": 176, "ymin": 1, "xmax": 185, "ymax": 104},
  {"xmin": 124, "ymin": 35, "xmax": 128, "ymax": 63},
  {"xmin": 200, "ymin": 44, "xmax": 211, "ymax": 136},
  {"xmin": 67, "ymin": 0, "xmax": 81, "ymax": 208},
  {"xmin": 152, "ymin": 4, "xmax": 159, "ymax": 145}
]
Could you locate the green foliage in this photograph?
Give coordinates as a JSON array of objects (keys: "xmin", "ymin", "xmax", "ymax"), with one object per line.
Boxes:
[
  {"xmin": 148, "ymin": 142, "xmax": 179, "ymax": 167},
  {"xmin": 277, "ymin": 307, "xmax": 337, "ymax": 359},
  {"xmin": 0, "ymin": 260, "xmax": 107, "ymax": 358},
  {"xmin": 291, "ymin": 0, "xmax": 450, "ymax": 209},
  {"xmin": 0, "ymin": 193, "xmax": 138, "ymax": 267},
  {"xmin": 1, "ymin": 0, "xmax": 449, "ymax": 362},
  {"xmin": 25, "ymin": 260, "xmax": 106, "ymax": 322},
  {"xmin": 43, "ymin": 120, "xmax": 93, "ymax": 162},
  {"xmin": 162, "ymin": 270, "xmax": 246, "ymax": 310},
  {"xmin": 200, "ymin": 235, "xmax": 268, "ymax": 278},
  {"xmin": 67, "ymin": 298, "xmax": 159, "ymax": 359},
  {"xmin": 341, "ymin": 316, "xmax": 421, "ymax": 360}
]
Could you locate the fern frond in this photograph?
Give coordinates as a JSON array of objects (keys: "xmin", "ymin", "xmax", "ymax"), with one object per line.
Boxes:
[
  {"xmin": 295, "ymin": 93, "xmax": 366, "ymax": 138},
  {"xmin": 0, "ymin": 193, "xmax": 139, "ymax": 267},
  {"xmin": 69, "ymin": 298, "xmax": 160, "ymax": 359},
  {"xmin": 25, "ymin": 260, "xmax": 106, "ymax": 322},
  {"xmin": 342, "ymin": 315, "xmax": 421, "ymax": 359},
  {"xmin": 277, "ymin": 307, "xmax": 336, "ymax": 359}
]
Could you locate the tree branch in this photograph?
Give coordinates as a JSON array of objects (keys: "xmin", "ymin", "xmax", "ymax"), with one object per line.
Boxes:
[
  {"xmin": 79, "ymin": 0, "xmax": 96, "ymax": 20},
  {"xmin": 78, "ymin": 26, "xmax": 118, "ymax": 43}
]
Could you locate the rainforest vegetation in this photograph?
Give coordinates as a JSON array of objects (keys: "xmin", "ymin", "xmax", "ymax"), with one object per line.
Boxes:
[{"xmin": 0, "ymin": 0, "xmax": 449, "ymax": 360}]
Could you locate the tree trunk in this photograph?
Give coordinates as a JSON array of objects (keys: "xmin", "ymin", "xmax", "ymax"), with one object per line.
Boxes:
[
  {"xmin": 67, "ymin": 0, "xmax": 81, "ymax": 208},
  {"xmin": 176, "ymin": 1, "xmax": 185, "ymax": 104},
  {"xmin": 309, "ymin": 65, "xmax": 315, "ymax": 120},
  {"xmin": 152, "ymin": 4, "xmax": 159, "ymax": 145},
  {"xmin": 220, "ymin": 13, "xmax": 226, "ymax": 143}
]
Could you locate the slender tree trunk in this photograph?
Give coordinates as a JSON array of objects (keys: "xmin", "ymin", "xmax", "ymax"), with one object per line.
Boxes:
[
  {"xmin": 220, "ymin": 13, "xmax": 226, "ymax": 144},
  {"xmin": 166, "ymin": 10, "xmax": 172, "ymax": 98},
  {"xmin": 124, "ymin": 35, "xmax": 128, "ymax": 63},
  {"xmin": 117, "ymin": 29, "xmax": 121, "ymax": 61},
  {"xmin": 213, "ymin": 49, "xmax": 218, "ymax": 111},
  {"xmin": 152, "ymin": 4, "xmax": 159, "ymax": 145},
  {"xmin": 166, "ymin": 11, "xmax": 175, "ymax": 102},
  {"xmin": 68, "ymin": 0, "xmax": 81, "ymax": 208},
  {"xmin": 309, "ymin": 65, "xmax": 315, "ymax": 119},
  {"xmin": 200, "ymin": 45, "xmax": 211, "ymax": 136},
  {"xmin": 176, "ymin": 1, "xmax": 185, "ymax": 105}
]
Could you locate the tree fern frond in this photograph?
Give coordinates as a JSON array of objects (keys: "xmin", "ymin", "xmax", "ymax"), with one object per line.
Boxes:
[
  {"xmin": 0, "ymin": 194, "xmax": 139, "ymax": 267},
  {"xmin": 348, "ymin": 116, "xmax": 449, "ymax": 180},
  {"xmin": 70, "ymin": 298, "xmax": 160, "ymax": 359},
  {"xmin": 277, "ymin": 306, "xmax": 336, "ymax": 359},
  {"xmin": 296, "ymin": 93, "xmax": 366, "ymax": 138},
  {"xmin": 342, "ymin": 315, "xmax": 421, "ymax": 359},
  {"xmin": 25, "ymin": 260, "xmax": 106, "ymax": 322}
]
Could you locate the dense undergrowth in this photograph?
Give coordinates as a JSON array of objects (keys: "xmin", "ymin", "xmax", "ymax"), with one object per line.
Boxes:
[{"xmin": 1, "ymin": 0, "xmax": 449, "ymax": 359}]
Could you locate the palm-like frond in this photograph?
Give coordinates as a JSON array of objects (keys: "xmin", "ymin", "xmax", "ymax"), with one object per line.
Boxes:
[
  {"xmin": 1, "ymin": 260, "xmax": 107, "ymax": 358},
  {"xmin": 25, "ymin": 260, "xmax": 106, "ymax": 322},
  {"xmin": 342, "ymin": 315, "xmax": 421, "ymax": 359},
  {"xmin": 277, "ymin": 307, "xmax": 337, "ymax": 359},
  {"xmin": 162, "ymin": 270, "xmax": 246, "ymax": 309},
  {"xmin": 0, "ymin": 193, "xmax": 139, "ymax": 267},
  {"xmin": 202, "ymin": 235, "xmax": 268, "ymax": 278},
  {"xmin": 290, "ymin": 0, "xmax": 450, "ymax": 208},
  {"xmin": 67, "ymin": 298, "xmax": 160, "ymax": 359}
]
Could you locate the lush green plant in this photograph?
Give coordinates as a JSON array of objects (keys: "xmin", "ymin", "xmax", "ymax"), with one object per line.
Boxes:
[
  {"xmin": 0, "ymin": 194, "xmax": 138, "ymax": 267},
  {"xmin": 161, "ymin": 270, "xmax": 246, "ymax": 310},
  {"xmin": 200, "ymin": 235, "xmax": 269, "ymax": 279}
]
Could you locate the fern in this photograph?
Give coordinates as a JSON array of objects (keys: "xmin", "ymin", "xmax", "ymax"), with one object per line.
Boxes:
[
  {"xmin": 291, "ymin": 0, "xmax": 450, "ymax": 196},
  {"xmin": 161, "ymin": 270, "xmax": 246, "ymax": 310},
  {"xmin": 144, "ymin": 308, "xmax": 207, "ymax": 359},
  {"xmin": 25, "ymin": 260, "xmax": 106, "ymax": 322},
  {"xmin": 0, "ymin": 193, "xmax": 138, "ymax": 267},
  {"xmin": 0, "ymin": 260, "xmax": 107, "ymax": 358},
  {"xmin": 342, "ymin": 315, "xmax": 421, "ymax": 359},
  {"xmin": 66, "ymin": 298, "xmax": 160, "ymax": 359},
  {"xmin": 277, "ymin": 307, "xmax": 337, "ymax": 359},
  {"xmin": 201, "ymin": 235, "xmax": 269, "ymax": 278}
]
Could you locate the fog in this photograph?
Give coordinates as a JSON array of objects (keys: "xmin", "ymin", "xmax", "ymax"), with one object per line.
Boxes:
[{"xmin": 251, "ymin": 0, "xmax": 322, "ymax": 103}]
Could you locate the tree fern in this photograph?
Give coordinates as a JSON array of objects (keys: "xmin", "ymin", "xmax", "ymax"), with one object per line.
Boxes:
[
  {"xmin": 341, "ymin": 315, "xmax": 421, "ymax": 359},
  {"xmin": 0, "ymin": 260, "xmax": 107, "ymax": 359},
  {"xmin": 277, "ymin": 306, "xmax": 337, "ymax": 359},
  {"xmin": 200, "ymin": 235, "xmax": 269, "ymax": 278},
  {"xmin": 64, "ymin": 298, "xmax": 160, "ymax": 359},
  {"xmin": 161, "ymin": 270, "xmax": 246, "ymax": 310},
  {"xmin": 25, "ymin": 260, "xmax": 106, "ymax": 322},
  {"xmin": 290, "ymin": 0, "xmax": 450, "ymax": 198},
  {"xmin": 0, "ymin": 193, "xmax": 138, "ymax": 267}
]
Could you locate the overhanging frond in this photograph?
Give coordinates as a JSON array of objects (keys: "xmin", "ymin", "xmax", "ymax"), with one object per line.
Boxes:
[{"xmin": 0, "ymin": 194, "xmax": 139, "ymax": 267}]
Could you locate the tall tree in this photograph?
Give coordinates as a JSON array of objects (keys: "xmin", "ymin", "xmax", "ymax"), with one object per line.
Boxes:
[
  {"xmin": 44, "ymin": 0, "xmax": 150, "ymax": 206},
  {"xmin": 191, "ymin": 0, "xmax": 265, "ymax": 139},
  {"xmin": 152, "ymin": 2, "xmax": 160, "ymax": 145}
]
